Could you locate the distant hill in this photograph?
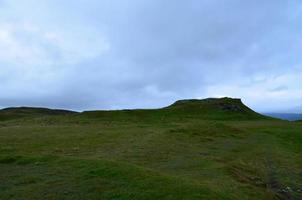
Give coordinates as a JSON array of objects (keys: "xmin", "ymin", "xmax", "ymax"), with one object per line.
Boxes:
[
  {"xmin": 0, "ymin": 107, "xmax": 77, "ymax": 121},
  {"xmin": 280, "ymin": 106, "xmax": 302, "ymax": 114},
  {"xmin": 263, "ymin": 113, "xmax": 302, "ymax": 121}
]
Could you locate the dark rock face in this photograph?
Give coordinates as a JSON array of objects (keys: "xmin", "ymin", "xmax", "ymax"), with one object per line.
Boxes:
[
  {"xmin": 169, "ymin": 97, "xmax": 243, "ymax": 108},
  {"xmin": 218, "ymin": 103, "xmax": 243, "ymax": 112}
]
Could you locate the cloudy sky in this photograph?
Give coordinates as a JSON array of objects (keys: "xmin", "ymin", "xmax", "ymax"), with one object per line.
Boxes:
[{"xmin": 0, "ymin": 0, "xmax": 302, "ymax": 112}]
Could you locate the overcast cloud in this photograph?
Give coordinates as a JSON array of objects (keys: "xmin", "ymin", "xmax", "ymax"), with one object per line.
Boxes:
[{"xmin": 0, "ymin": 0, "xmax": 302, "ymax": 112}]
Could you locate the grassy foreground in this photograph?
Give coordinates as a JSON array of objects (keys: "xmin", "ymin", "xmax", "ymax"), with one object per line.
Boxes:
[{"xmin": 0, "ymin": 98, "xmax": 302, "ymax": 199}]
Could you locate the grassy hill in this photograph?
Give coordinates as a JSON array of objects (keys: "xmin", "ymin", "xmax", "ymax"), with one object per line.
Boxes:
[
  {"xmin": 0, "ymin": 107, "xmax": 77, "ymax": 121},
  {"xmin": 163, "ymin": 97, "xmax": 267, "ymax": 120},
  {"xmin": 78, "ymin": 97, "xmax": 268, "ymax": 123},
  {"xmin": 0, "ymin": 98, "xmax": 301, "ymax": 199}
]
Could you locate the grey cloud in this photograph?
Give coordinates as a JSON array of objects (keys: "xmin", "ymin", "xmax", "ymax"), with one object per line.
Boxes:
[
  {"xmin": 0, "ymin": 0, "xmax": 302, "ymax": 111},
  {"xmin": 269, "ymin": 86, "xmax": 289, "ymax": 92}
]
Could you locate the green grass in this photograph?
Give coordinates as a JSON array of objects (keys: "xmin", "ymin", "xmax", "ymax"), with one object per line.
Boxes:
[{"xmin": 0, "ymin": 98, "xmax": 301, "ymax": 199}]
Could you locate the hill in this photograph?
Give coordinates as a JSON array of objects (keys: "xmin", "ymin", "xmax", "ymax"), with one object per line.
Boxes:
[
  {"xmin": 264, "ymin": 113, "xmax": 302, "ymax": 121},
  {"xmin": 0, "ymin": 107, "xmax": 77, "ymax": 121},
  {"xmin": 0, "ymin": 98, "xmax": 268, "ymax": 123},
  {"xmin": 164, "ymin": 97, "xmax": 266, "ymax": 120},
  {"xmin": 0, "ymin": 97, "xmax": 301, "ymax": 199},
  {"xmin": 80, "ymin": 97, "xmax": 268, "ymax": 122}
]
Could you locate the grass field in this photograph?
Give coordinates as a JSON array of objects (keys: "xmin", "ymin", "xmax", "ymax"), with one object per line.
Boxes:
[{"xmin": 0, "ymin": 98, "xmax": 302, "ymax": 199}]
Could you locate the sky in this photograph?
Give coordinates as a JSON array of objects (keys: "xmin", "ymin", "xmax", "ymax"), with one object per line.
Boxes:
[{"xmin": 0, "ymin": 0, "xmax": 302, "ymax": 112}]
